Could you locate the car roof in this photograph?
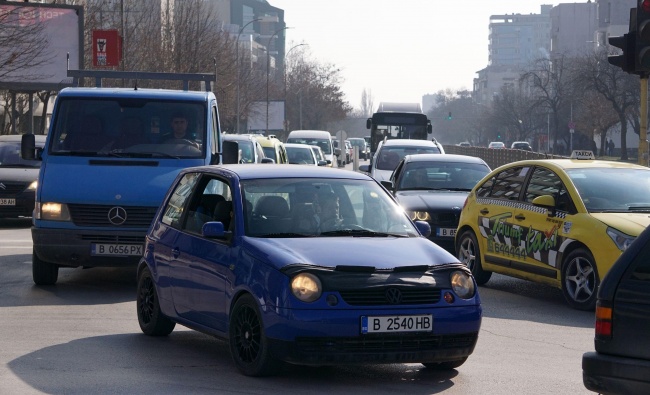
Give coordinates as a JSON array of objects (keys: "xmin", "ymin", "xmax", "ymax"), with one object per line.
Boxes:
[
  {"xmin": 254, "ymin": 135, "xmax": 282, "ymax": 147},
  {"xmin": 495, "ymin": 158, "xmax": 649, "ymax": 172},
  {"xmin": 223, "ymin": 134, "xmax": 255, "ymax": 142},
  {"xmin": 403, "ymin": 154, "xmax": 488, "ymax": 165},
  {"xmin": 183, "ymin": 164, "xmax": 371, "ymax": 180},
  {"xmin": 0, "ymin": 134, "xmax": 47, "ymax": 144},
  {"xmin": 287, "ymin": 130, "xmax": 332, "ymax": 138},
  {"xmin": 381, "ymin": 139, "xmax": 438, "ymax": 147}
]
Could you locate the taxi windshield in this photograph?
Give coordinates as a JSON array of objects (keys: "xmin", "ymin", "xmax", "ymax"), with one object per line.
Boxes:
[
  {"xmin": 242, "ymin": 178, "xmax": 417, "ymax": 237},
  {"xmin": 568, "ymin": 168, "xmax": 650, "ymax": 212}
]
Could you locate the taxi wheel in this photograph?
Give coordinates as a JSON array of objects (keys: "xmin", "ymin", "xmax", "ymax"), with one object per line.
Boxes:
[
  {"xmin": 561, "ymin": 248, "xmax": 599, "ymax": 310},
  {"xmin": 136, "ymin": 267, "xmax": 176, "ymax": 336},
  {"xmin": 32, "ymin": 249, "xmax": 59, "ymax": 285},
  {"xmin": 456, "ymin": 230, "xmax": 492, "ymax": 285},
  {"xmin": 229, "ymin": 294, "xmax": 280, "ymax": 376},
  {"xmin": 422, "ymin": 357, "xmax": 468, "ymax": 370}
]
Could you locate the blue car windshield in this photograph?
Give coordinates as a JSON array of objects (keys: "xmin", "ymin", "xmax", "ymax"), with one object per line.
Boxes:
[
  {"xmin": 242, "ymin": 178, "xmax": 418, "ymax": 237},
  {"xmin": 49, "ymin": 98, "xmax": 206, "ymax": 158}
]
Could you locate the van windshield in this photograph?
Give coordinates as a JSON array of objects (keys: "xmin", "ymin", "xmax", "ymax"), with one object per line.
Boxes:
[
  {"xmin": 49, "ymin": 98, "xmax": 207, "ymax": 158},
  {"xmin": 286, "ymin": 138, "xmax": 331, "ymax": 154}
]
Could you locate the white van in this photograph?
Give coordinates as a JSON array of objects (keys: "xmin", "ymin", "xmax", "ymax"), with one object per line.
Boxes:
[{"xmin": 286, "ymin": 130, "xmax": 338, "ymax": 167}]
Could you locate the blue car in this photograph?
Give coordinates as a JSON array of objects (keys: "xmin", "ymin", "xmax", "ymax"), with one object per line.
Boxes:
[{"xmin": 136, "ymin": 164, "xmax": 482, "ymax": 376}]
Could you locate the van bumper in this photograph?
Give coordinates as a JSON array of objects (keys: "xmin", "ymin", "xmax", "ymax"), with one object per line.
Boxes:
[{"xmin": 32, "ymin": 227, "xmax": 145, "ymax": 268}]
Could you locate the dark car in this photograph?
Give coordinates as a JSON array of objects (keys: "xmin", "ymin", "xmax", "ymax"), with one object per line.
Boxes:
[
  {"xmin": 383, "ymin": 154, "xmax": 491, "ymax": 253},
  {"xmin": 136, "ymin": 164, "xmax": 482, "ymax": 376},
  {"xmin": 0, "ymin": 135, "xmax": 46, "ymax": 218},
  {"xmin": 511, "ymin": 141, "xmax": 533, "ymax": 151},
  {"xmin": 582, "ymin": 224, "xmax": 650, "ymax": 394}
]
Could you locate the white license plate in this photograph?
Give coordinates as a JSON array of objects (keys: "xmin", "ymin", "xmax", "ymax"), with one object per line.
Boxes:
[
  {"xmin": 437, "ymin": 227, "xmax": 456, "ymax": 237},
  {"xmin": 91, "ymin": 244, "xmax": 143, "ymax": 256},
  {"xmin": 0, "ymin": 198, "xmax": 16, "ymax": 206},
  {"xmin": 361, "ymin": 315, "xmax": 433, "ymax": 334}
]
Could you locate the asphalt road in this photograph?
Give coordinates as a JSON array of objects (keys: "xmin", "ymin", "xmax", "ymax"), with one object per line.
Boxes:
[{"xmin": 0, "ymin": 209, "xmax": 595, "ymax": 395}]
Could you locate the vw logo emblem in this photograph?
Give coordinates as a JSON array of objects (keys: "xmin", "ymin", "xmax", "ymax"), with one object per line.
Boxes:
[
  {"xmin": 385, "ymin": 288, "xmax": 403, "ymax": 305},
  {"xmin": 108, "ymin": 206, "xmax": 127, "ymax": 226}
]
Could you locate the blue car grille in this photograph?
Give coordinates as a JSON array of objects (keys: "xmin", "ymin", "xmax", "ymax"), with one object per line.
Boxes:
[
  {"xmin": 295, "ymin": 333, "xmax": 478, "ymax": 353},
  {"xmin": 68, "ymin": 204, "xmax": 157, "ymax": 227},
  {"xmin": 339, "ymin": 287, "xmax": 441, "ymax": 305}
]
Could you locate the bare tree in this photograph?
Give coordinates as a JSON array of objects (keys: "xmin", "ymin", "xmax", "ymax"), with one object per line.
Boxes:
[
  {"xmin": 360, "ymin": 88, "xmax": 374, "ymax": 118},
  {"xmin": 577, "ymin": 49, "xmax": 639, "ymax": 160},
  {"xmin": 520, "ymin": 54, "xmax": 580, "ymax": 154}
]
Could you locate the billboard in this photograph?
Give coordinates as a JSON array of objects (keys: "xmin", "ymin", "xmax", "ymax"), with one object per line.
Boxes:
[
  {"xmin": 248, "ymin": 101, "xmax": 285, "ymax": 132},
  {"xmin": 0, "ymin": 2, "xmax": 83, "ymax": 91}
]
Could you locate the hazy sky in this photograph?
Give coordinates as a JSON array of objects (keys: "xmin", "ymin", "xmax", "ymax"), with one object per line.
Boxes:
[{"xmin": 270, "ymin": 0, "xmax": 562, "ymax": 110}]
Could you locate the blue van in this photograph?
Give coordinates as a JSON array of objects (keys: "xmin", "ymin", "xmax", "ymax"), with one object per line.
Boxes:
[{"xmin": 21, "ymin": 71, "xmax": 237, "ymax": 285}]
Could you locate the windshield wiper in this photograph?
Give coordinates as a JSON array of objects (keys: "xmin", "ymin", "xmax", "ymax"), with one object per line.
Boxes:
[
  {"xmin": 320, "ymin": 229, "xmax": 407, "ymax": 237},
  {"xmin": 627, "ymin": 206, "xmax": 650, "ymax": 212}
]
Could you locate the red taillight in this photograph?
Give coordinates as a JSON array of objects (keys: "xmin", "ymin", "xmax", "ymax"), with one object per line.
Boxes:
[
  {"xmin": 594, "ymin": 303, "xmax": 612, "ymax": 338},
  {"xmin": 643, "ymin": 0, "xmax": 650, "ymax": 14}
]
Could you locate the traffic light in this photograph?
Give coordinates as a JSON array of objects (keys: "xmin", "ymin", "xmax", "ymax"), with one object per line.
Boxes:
[
  {"xmin": 638, "ymin": 0, "xmax": 650, "ymax": 72},
  {"xmin": 447, "ymin": 112, "xmax": 452, "ymax": 120},
  {"xmin": 608, "ymin": 33, "xmax": 636, "ymax": 73}
]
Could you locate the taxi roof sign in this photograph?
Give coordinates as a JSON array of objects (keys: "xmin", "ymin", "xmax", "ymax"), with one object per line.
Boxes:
[{"xmin": 570, "ymin": 150, "xmax": 595, "ymax": 160}]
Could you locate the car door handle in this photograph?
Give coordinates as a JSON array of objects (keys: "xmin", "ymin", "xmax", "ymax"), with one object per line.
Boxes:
[
  {"xmin": 480, "ymin": 209, "xmax": 489, "ymax": 215},
  {"xmin": 171, "ymin": 247, "xmax": 180, "ymax": 259},
  {"xmin": 515, "ymin": 214, "xmax": 526, "ymax": 221}
]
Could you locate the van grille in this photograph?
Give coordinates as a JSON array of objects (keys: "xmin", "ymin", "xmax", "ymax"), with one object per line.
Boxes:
[{"xmin": 68, "ymin": 204, "xmax": 157, "ymax": 227}]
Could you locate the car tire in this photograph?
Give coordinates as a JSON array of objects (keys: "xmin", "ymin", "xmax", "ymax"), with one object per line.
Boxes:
[
  {"xmin": 561, "ymin": 248, "xmax": 599, "ymax": 310},
  {"xmin": 229, "ymin": 294, "xmax": 280, "ymax": 376},
  {"xmin": 136, "ymin": 267, "xmax": 176, "ymax": 336},
  {"xmin": 422, "ymin": 357, "xmax": 468, "ymax": 370},
  {"xmin": 32, "ymin": 249, "xmax": 59, "ymax": 285},
  {"xmin": 456, "ymin": 230, "xmax": 492, "ymax": 285}
]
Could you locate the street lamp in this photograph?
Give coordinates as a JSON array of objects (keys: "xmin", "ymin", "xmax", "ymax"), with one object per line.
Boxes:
[
  {"xmin": 235, "ymin": 18, "xmax": 262, "ymax": 134},
  {"xmin": 284, "ymin": 43, "xmax": 308, "ymax": 135},
  {"xmin": 267, "ymin": 26, "xmax": 290, "ymax": 135}
]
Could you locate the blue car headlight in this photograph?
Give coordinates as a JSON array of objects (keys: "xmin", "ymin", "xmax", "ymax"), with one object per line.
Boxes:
[
  {"xmin": 450, "ymin": 270, "xmax": 475, "ymax": 299},
  {"xmin": 291, "ymin": 273, "xmax": 322, "ymax": 302},
  {"xmin": 606, "ymin": 227, "xmax": 635, "ymax": 251}
]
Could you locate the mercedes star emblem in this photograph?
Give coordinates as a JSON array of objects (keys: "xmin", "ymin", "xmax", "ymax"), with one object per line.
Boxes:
[{"xmin": 108, "ymin": 206, "xmax": 127, "ymax": 225}]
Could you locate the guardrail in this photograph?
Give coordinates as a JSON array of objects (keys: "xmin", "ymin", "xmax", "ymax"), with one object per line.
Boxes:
[{"xmin": 442, "ymin": 145, "xmax": 567, "ymax": 170}]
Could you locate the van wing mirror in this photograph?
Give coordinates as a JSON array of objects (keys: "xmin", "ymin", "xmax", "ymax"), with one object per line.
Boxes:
[
  {"xmin": 221, "ymin": 140, "xmax": 239, "ymax": 164},
  {"xmin": 21, "ymin": 134, "xmax": 37, "ymax": 160}
]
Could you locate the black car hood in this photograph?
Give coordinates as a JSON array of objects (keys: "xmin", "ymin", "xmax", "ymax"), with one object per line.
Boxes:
[
  {"xmin": 395, "ymin": 190, "xmax": 468, "ymax": 211},
  {"xmin": 0, "ymin": 167, "xmax": 40, "ymax": 183}
]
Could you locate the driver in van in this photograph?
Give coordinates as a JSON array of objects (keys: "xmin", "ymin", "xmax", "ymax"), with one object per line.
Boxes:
[{"xmin": 166, "ymin": 112, "xmax": 199, "ymax": 148}]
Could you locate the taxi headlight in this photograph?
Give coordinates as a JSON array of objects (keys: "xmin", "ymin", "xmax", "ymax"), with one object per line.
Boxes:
[
  {"xmin": 27, "ymin": 180, "xmax": 38, "ymax": 191},
  {"xmin": 291, "ymin": 273, "xmax": 322, "ymax": 303},
  {"xmin": 40, "ymin": 202, "xmax": 71, "ymax": 221},
  {"xmin": 407, "ymin": 211, "xmax": 431, "ymax": 221},
  {"xmin": 606, "ymin": 227, "xmax": 635, "ymax": 251},
  {"xmin": 450, "ymin": 270, "xmax": 475, "ymax": 299}
]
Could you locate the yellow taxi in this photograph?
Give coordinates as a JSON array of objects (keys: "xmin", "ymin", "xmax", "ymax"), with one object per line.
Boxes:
[
  {"xmin": 455, "ymin": 151, "xmax": 650, "ymax": 310},
  {"xmin": 255, "ymin": 135, "xmax": 288, "ymax": 164}
]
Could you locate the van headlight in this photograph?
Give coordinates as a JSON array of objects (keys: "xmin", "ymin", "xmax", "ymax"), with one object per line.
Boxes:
[
  {"xmin": 27, "ymin": 181, "xmax": 38, "ymax": 191},
  {"xmin": 606, "ymin": 227, "xmax": 635, "ymax": 251},
  {"xmin": 451, "ymin": 270, "xmax": 475, "ymax": 299},
  {"xmin": 40, "ymin": 202, "xmax": 72, "ymax": 221},
  {"xmin": 291, "ymin": 273, "xmax": 322, "ymax": 302}
]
